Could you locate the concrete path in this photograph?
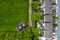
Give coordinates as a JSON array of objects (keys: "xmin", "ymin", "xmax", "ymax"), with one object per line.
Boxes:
[{"xmin": 29, "ymin": 0, "xmax": 33, "ymax": 27}]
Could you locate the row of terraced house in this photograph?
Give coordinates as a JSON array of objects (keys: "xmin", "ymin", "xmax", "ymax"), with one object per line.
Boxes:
[{"xmin": 29, "ymin": 0, "xmax": 59, "ymax": 40}]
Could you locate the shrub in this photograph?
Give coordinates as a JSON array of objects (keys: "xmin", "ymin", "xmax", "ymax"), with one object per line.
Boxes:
[
  {"xmin": 52, "ymin": 23, "xmax": 58, "ymax": 28},
  {"xmin": 52, "ymin": 2, "xmax": 56, "ymax": 5}
]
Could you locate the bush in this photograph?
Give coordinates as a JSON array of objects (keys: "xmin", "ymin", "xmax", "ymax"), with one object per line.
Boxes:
[
  {"xmin": 52, "ymin": 16, "xmax": 58, "ymax": 20},
  {"xmin": 52, "ymin": 2, "xmax": 56, "ymax": 5},
  {"xmin": 52, "ymin": 10, "xmax": 56, "ymax": 14},
  {"xmin": 52, "ymin": 23, "xmax": 58, "ymax": 28}
]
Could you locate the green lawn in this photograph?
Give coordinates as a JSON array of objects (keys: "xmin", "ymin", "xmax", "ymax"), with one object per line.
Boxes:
[
  {"xmin": 0, "ymin": 0, "xmax": 40, "ymax": 40},
  {"xmin": 0, "ymin": 0, "xmax": 29, "ymax": 31}
]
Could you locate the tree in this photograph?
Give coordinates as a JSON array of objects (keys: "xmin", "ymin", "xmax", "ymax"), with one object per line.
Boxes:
[
  {"xmin": 32, "ymin": 1, "xmax": 39, "ymax": 12},
  {"xmin": 32, "ymin": 12, "xmax": 40, "ymax": 27},
  {"xmin": 32, "ymin": 12, "xmax": 43, "ymax": 27}
]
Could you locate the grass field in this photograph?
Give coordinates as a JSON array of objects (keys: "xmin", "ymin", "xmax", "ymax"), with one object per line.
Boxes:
[
  {"xmin": 0, "ymin": 0, "xmax": 40, "ymax": 40},
  {"xmin": 0, "ymin": 0, "xmax": 29, "ymax": 31}
]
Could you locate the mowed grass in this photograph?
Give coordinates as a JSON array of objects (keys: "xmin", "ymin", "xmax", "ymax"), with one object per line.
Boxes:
[{"xmin": 0, "ymin": 0, "xmax": 29, "ymax": 31}]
